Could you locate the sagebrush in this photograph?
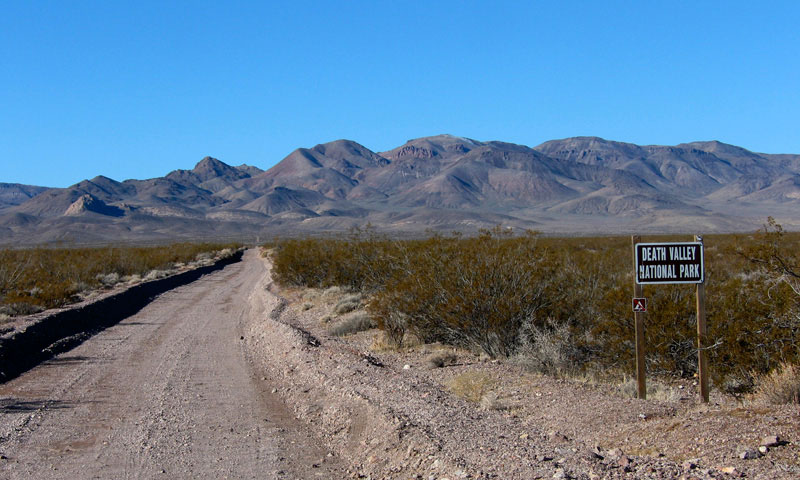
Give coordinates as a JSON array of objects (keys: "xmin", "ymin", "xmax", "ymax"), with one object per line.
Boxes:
[
  {"xmin": 0, "ymin": 242, "xmax": 239, "ymax": 316},
  {"xmin": 270, "ymin": 223, "xmax": 800, "ymax": 391}
]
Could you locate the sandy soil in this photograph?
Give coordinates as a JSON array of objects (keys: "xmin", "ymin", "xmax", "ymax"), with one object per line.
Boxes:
[{"xmin": 0, "ymin": 250, "xmax": 345, "ymax": 479}]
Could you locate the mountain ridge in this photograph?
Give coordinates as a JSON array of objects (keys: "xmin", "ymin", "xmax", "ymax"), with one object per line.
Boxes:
[{"xmin": 3, "ymin": 135, "xmax": 800, "ymax": 244}]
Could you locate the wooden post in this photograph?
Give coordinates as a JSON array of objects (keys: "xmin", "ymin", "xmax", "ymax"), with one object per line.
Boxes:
[
  {"xmin": 695, "ymin": 234, "xmax": 709, "ymax": 403},
  {"xmin": 632, "ymin": 235, "xmax": 646, "ymax": 400}
]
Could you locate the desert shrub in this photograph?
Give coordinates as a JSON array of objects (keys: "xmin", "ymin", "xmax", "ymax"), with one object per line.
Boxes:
[
  {"xmin": 270, "ymin": 226, "xmax": 399, "ymax": 291},
  {"xmin": 327, "ymin": 312, "xmax": 375, "ymax": 337},
  {"xmin": 0, "ymin": 242, "xmax": 239, "ymax": 314},
  {"xmin": 144, "ymin": 269, "xmax": 170, "ymax": 281},
  {"xmin": 123, "ymin": 274, "xmax": 142, "ymax": 285},
  {"xmin": 515, "ymin": 318, "xmax": 586, "ymax": 376},
  {"xmin": 479, "ymin": 391, "xmax": 504, "ymax": 410},
  {"xmin": 378, "ymin": 311, "xmax": 409, "ymax": 347},
  {"xmin": 751, "ymin": 362, "xmax": 800, "ymax": 405},
  {"xmin": 588, "ymin": 230, "xmax": 800, "ymax": 384},
  {"xmin": 447, "ymin": 371, "xmax": 495, "ymax": 403},
  {"xmin": 0, "ymin": 302, "xmax": 45, "ymax": 316},
  {"xmin": 425, "ymin": 351, "xmax": 457, "ymax": 369},
  {"xmin": 334, "ymin": 293, "xmax": 363, "ymax": 314},
  {"xmin": 195, "ymin": 251, "xmax": 214, "ymax": 262},
  {"xmin": 270, "ymin": 224, "xmax": 800, "ymax": 392},
  {"xmin": 729, "ymin": 219, "xmax": 800, "ymax": 372},
  {"xmin": 321, "ymin": 286, "xmax": 345, "ymax": 301},
  {"xmin": 96, "ymin": 272, "xmax": 120, "ymax": 287},
  {"xmin": 719, "ymin": 370, "xmax": 757, "ymax": 397},
  {"xmin": 369, "ymin": 228, "xmax": 559, "ymax": 356}
]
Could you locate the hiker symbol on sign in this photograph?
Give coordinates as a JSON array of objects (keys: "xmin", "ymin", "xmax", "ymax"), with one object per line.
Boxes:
[{"xmin": 632, "ymin": 298, "xmax": 647, "ymax": 313}]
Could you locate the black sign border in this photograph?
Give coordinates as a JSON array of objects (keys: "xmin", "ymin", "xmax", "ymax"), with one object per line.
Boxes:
[{"xmin": 635, "ymin": 242, "xmax": 704, "ymax": 285}]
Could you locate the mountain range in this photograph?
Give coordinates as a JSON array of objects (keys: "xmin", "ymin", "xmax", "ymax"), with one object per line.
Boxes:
[{"xmin": 3, "ymin": 134, "xmax": 800, "ymax": 244}]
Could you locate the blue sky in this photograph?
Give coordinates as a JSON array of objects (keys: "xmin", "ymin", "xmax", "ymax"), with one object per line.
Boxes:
[{"xmin": 2, "ymin": 1, "xmax": 799, "ymax": 187}]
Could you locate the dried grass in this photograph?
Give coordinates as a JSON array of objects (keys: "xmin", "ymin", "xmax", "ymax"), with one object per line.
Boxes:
[
  {"xmin": 327, "ymin": 311, "xmax": 374, "ymax": 337},
  {"xmin": 334, "ymin": 293, "xmax": 363, "ymax": 315},
  {"xmin": 751, "ymin": 362, "xmax": 800, "ymax": 405},
  {"xmin": 447, "ymin": 371, "xmax": 495, "ymax": 403},
  {"xmin": 618, "ymin": 377, "xmax": 683, "ymax": 402}
]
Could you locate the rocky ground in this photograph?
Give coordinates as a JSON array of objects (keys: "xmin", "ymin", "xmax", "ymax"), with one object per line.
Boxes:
[{"xmin": 252, "ymin": 254, "xmax": 800, "ymax": 479}]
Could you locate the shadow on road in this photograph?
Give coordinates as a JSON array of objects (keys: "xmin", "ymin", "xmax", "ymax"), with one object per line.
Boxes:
[{"xmin": 0, "ymin": 398, "xmax": 76, "ymax": 413}]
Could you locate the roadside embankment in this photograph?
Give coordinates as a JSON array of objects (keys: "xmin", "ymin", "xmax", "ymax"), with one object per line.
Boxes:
[
  {"xmin": 249, "ymin": 255, "xmax": 800, "ymax": 479},
  {"xmin": 0, "ymin": 249, "xmax": 243, "ymax": 381},
  {"xmin": 245, "ymin": 257, "xmax": 674, "ymax": 479}
]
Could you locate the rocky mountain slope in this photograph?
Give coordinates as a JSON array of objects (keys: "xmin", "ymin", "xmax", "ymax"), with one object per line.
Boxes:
[
  {"xmin": 3, "ymin": 136, "xmax": 800, "ymax": 244},
  {"xmin": 0, "ymin": 183, "xmax": 50, "ymax": 212}
]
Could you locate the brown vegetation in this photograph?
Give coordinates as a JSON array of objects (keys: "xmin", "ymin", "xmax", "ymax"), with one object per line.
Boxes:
[
  {"xmin": 269, "ymin": 222, "xmax": 800, "ymax": 397},
  {"xmin": 0, "ymin": 243, "xmax": 240, "ymax": 319}
]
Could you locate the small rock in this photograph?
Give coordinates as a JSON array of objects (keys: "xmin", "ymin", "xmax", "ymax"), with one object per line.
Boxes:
[
  {"xmin": 585, "ymin": 450, "xmax": 603, "ymax": 461},
  {"xmin": 552, "ymin": 468, "xmax": 567, "ymax": 479},
  {"xmin": 454, "ymin": 470, "xmax": 468, "ymax": 478},
  {"xmin": 617, "ymin": 455, "xmax": 632, "ymax": 468},
  {"xmin": 738, "ymin": 448, "xmax": 762, "ymax": 460},
  {"xmin": 403, "ymin": 364, "xmax": 411, "ymax": 370},
  {"xmin": 638, "ymin": 413, "xmax": 647, "ymax": 420},
  {"xmin": 0, "ymin": 454, "xmax": 7, "ymax": 460},
  {"xmin": 240, "ymin": 336, "xmax": 244, "ymax": 340},
  {"xmin": 758, "ymin": 445, "xmax": 768, "ymax": 454},
  {"xmin": 682, "ymin": 460, "xmax": 697, "ymax": 470},
  {"xmin": 271, "ymin": 388, "xmax": 278, "ymax": 393},
  {"xmin": 719, "ymin": 466, "xmax": 737, "ymax": 475},
  {"xmin": 606, "ymin": 448, "xmax": 623, "ymax": 459},
  {"xmin": 519, "ymin": 433, "xmax": 529, "ymax": 440},
  {"xmin": 760, "ymin": 435, "xmax": 783, "ymax": 448}
]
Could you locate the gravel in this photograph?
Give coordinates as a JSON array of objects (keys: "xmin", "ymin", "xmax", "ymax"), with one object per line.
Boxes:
[{"xmin": 252, "ymin": 255, "xmax": 800, "ymax": 479}]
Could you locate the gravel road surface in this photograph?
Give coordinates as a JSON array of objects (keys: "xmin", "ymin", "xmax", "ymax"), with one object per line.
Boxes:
[{"xmin": 0, "ymin": 250, "xmax": 344, "ymax": 479}]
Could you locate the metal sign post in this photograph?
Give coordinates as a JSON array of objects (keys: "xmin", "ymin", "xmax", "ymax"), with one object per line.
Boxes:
[{"xmin": 633, "ymin": 235, "xmax": 708, "ymax": 403}]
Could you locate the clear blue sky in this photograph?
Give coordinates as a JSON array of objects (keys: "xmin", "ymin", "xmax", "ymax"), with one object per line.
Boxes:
[{"xmin": 2, "ymin": 1, "xmax": 799, "ymax": 187}]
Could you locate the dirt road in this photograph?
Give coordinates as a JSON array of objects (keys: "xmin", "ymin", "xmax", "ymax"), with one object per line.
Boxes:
[{"xmin": 0, "ymin": 250, "xmax": 345, "ymax": 479}]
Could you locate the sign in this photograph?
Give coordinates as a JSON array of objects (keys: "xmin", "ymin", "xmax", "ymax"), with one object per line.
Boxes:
[
  {"xmin": 635, "ymin": 242, "xmax": 704, "ymax": 284},
  {"xmin": 632, "ymin": 298, "xmax": 647, "ymax": 312}
]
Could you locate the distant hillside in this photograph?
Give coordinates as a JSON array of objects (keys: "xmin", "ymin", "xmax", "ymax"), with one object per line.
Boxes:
[
  {"xmin": 0, "ymin": 183, "xmax": 50, "ymax": 211},
  {"xmin": 3, "ymin": 136, "xmax": 800, "ymax": 244}
]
